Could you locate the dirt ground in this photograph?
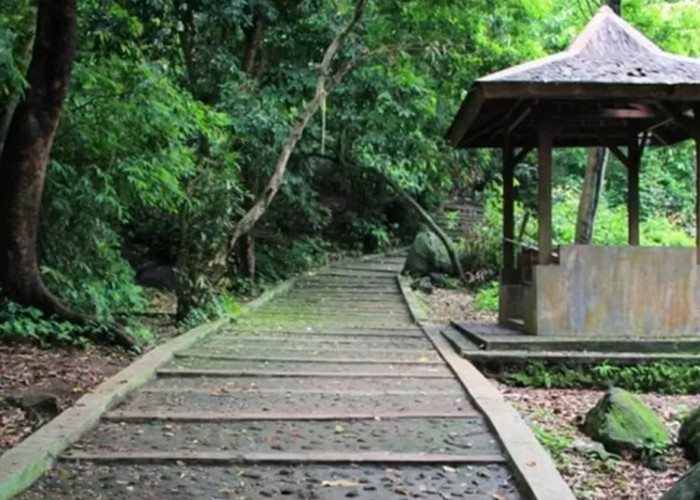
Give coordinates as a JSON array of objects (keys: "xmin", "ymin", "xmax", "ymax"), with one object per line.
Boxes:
[
  {"xmin": 0, "ymin": 342, "xmax": 132, "ymax": 453},
  {"xmin": 427, "ymin": 286, "xmax": 697, "ymax": 500},
  {"xmin": 501, "ymin": 385, "xmax": 696, "ymax": 500},
  {"xmin": 0, "ymin": 300, "xmax": 182, "ymax": 455},
  {"xmin": 425, "ymin": 286, "xmax": 496, "ymax": 324}
]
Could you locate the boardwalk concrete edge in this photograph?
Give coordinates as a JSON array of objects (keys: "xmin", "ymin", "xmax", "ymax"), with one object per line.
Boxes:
[
  {"xmin": 397, "ymin": 277, "xmax": 576, "ymax": 500},
  {"xmin": 396, "ymin": 274, "xmax": 430, "ymax": 323},
  {"xmin": 0, "ymin": 277, "xmax": 295, "ymax": 500}
]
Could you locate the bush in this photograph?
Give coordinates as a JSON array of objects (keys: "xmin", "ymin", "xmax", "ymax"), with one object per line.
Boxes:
[
  {"xmin": 456, "ymin": 183, "xmax": 694, "ymax": 289},
  {"xmin": 500, "ymin": 361, "xmax": 700, "ymax": 394},
  {"xmin": 474, "ymin": 281, "xmax": 499, "ymax": 312}
]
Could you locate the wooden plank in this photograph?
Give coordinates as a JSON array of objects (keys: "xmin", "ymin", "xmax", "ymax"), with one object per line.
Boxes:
[
  {"xmin": 140, "ymin": 387, "xmax": 463, "ymax": 397},
  {"xmin": 330, "ymin": 266, "xmax": 399, "ymax": 274},
  {"xmin": 156, "ymin": 368, "xmax": 454, "ymax": 379},
  {"xmin": 103, "ymin": 410, "xmax": 479, "ymax": 422},
  {"xmin": 201, "ymin": 336, "xmax": 430, "ymax": 346},
  {"xmin": 503, "ymin": 141, "xmax": 515, "ymax": 269},
  {"xmin": 628, "ymin": 140, "xmax": 641, "ymax": 245},
  {"xmin": 216, "ymin": 329, "xmax": 424, "ymax": 337},
  {"xmin": 60, "ymin": 450, "xmax": 505, "ymax": 465},
  {"xmin": 189, "ymin": 345, "xmax": 433, "ymax": 355},
  {"xmin": 537, "ymin": 122, "xmax": 554, "ymax": 265},
  {"xmin": 174, "ymin": 353, "xmax": 444, "ymax": 365},
  {"xmin": 696, "ymin": 116, "xmax": 700, "ymax": 264}
]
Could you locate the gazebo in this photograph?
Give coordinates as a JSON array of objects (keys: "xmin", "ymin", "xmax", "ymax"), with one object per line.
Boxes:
[{"xmin": 446, "ymin": 6, "xmax": 700, "ymax": 337}]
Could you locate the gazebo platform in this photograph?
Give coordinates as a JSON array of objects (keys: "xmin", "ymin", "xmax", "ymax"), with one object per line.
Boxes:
[{"xmin": 442, "ymin": 322, "xmax": 700, "ymax": 364}]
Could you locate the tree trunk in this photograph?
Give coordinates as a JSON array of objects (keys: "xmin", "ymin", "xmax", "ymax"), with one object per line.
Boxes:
[
  {"xmin": 0, "ymin": 8, "xmax": 36, "ymax": 152},
  {"xmin": 236, "ymin": 8, "xmax": 266, "ymax": 282},
  {"xmin": 242, "ymin": 7, "xmax": 264, "ymax": 75},
  {"xmin": 0, "ymin": 0, "xmax": 135, "ymax": 349},
  {"xmin": 226, "ymin": 0, "xmax": 369, "ymax": 256},
  {"xmin": 575, "ymin": 147, "xmax": 609, "ymax": 244},
  {"xmin": 572, "ymin": 2, "xmax": 620, "ymax": 244}
]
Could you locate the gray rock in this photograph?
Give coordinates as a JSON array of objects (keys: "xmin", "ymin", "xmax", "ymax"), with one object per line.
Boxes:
[
  {"xmin": 416, "ymin": 276, "xmax": 434, "ymax": 294},
  {"xmin": 680, "ymin": 405, "xmax": 700, "ymax": 463},
  {"xmin": 136, "ymin": 263, "xmax": 178, "ymax": 290},
  {"xmin": 403, "ymin": 230, "xmax": 452, "ymax": 276},
  {"xmin": 660, "ymin": 462, "xmax": 700, "ymax": 500}
]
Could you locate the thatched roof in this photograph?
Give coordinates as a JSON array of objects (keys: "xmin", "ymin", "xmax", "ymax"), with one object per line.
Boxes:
[{"xmin": 446, "ymin": 6, "xmax": 700, "ymax": 149}]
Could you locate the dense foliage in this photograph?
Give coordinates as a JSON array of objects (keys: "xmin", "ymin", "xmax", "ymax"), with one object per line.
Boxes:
[{"xmin": 1, "ymin": 0, "xmax": 699, "ymax": 345}]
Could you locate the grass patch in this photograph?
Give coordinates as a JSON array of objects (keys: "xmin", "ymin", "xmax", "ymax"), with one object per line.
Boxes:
[{"xmin": 495, "ymin": 361, "xmax": 700, "ymax": 395}]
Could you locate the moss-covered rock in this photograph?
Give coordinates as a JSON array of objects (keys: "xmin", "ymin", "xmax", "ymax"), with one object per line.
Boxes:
[
  {"xmin": 660, "ymin": 463, "xmax": 700, "ymax": 500},
  {"xmin": 403, "ymin": 230, "xmax": 451, "ymax": 276},
  {"xmin": 582, "ymin": 387, "xmax": 671, "ymax": 455},
  {"xmin": 679, "ymin": 406, "xmax": 700, "ymax": 463}
]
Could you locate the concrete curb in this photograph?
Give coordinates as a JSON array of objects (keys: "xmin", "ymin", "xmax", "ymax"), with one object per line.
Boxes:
[
  {"xmin": 0, "ymin": 278, "xmax": 295, "ymax": 500},
  {"xmin": 397, "ymin": 277, "xmax": 575, "ymax": 500},
  {"xmin": 396, "ymin": 275, "xmax": 430, "ymax": 323}
]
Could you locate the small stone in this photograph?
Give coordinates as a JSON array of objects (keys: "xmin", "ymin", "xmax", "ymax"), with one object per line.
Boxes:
[{"xmin": 345, "ymin": 490, "xmax": 359, "ymax": 497}]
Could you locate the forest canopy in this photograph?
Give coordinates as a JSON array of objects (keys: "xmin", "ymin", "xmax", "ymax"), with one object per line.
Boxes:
[{"xmin": 0, "ymin": 0, "xmax": 699, "ymax": 346}]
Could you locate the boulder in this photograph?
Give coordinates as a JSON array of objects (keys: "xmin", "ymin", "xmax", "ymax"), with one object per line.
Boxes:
[
  {"xmin": 582, "ymin": 387, "xmax": 671, "ymax": 455},
  {"xmin": 660, "ymin": 463, "xmax": 700, "ymax": 500},
  {"xmin": 403, "ymin": 230, "xmax": 452, "ymax": 276},
  {"xmin": 680, "ymin": 406, "xmax": 700, "ymax": 463},
  {"xmin": 415, "ymin": 276, "xmax": 434, "ymax": 294},
  {"xmin": 136, "ymin": 263, "xmax": 178, "ymax": 290}
]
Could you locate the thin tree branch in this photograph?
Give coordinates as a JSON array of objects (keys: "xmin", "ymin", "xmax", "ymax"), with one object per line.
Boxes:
[{"xmin": 227, "ymin": 0, "xmax": 369, "ymax": 254}]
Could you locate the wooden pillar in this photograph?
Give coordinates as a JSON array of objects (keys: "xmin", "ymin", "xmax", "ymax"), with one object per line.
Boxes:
[
  {"xmin": 503, "ymin": 141, "xmax": 515, "ymax": 271},
  {"xmin": 628, "ymin": 141, "xmax": 641, "ymax": 246},
  {"xmin": 537, "ymin": 124, "xmax": 554, "ymax": 265},
  {"xmin": 696, "ymin": 133, "xmax": 700, "ymax": 264}
]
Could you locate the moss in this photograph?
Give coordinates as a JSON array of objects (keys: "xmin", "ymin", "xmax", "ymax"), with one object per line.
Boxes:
[
  {"xmin": 583, "ymin": 387, "xmax": 671, "ymax": 455},
  {"xmin": 679, "ymin": 406, "xmax": 700, "ymax": 463},
  {"xmin": 404, "ymin": 230, "xmax": 451, "ymax": 275}
]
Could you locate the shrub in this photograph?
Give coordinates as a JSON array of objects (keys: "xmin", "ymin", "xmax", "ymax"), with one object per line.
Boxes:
[{"xmin": 474, "ymin": 281, "xmax": 499, "ymax": 312}]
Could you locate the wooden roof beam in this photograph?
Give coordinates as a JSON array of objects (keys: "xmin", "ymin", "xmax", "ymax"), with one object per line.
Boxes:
[{"xmin": 656, "ymin": 102, "xmax": 698, "ymax": 137}]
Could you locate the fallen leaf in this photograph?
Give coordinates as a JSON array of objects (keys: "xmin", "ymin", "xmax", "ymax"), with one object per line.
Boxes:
[{"xmin": 321, "ymin": 479, "xmax": 362, "ymax": 487}]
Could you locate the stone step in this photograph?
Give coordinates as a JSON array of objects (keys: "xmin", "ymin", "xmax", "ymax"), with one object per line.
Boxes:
[
  {"xmin": 70, "ymin": 417, "xmax": 498, "ymax": 456},
  {"xmin": 26, "ymin": 463, "xmax": 518, "ymax": 499},
  {"xmin": 114, "ymin": 390, "xmax": 473, "ymax": 416},
  {"xmin": 166, "ymin": 357, "xmax": 451, "ymax": 375},
  {"xmin": 177, "ymin": 348, "xmax": 441, "ymax": 362},
  {"xmin": 142, "ymin": 375, "xmax": 461, "ymax": 394}
]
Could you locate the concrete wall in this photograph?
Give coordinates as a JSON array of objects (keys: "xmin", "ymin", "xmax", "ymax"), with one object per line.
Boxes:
[{"xmin": 529, "ymin": 245, "xmax": 700, "ymax": 337}]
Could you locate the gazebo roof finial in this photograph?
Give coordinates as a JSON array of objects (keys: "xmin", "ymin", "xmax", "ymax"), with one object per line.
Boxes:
[
  {"xmin": 480, "ymin": 4, "xmax": 700, "ymax": 86},
  {"xmin": 445, "ymin": 5, "xmax": 700, "ymax": 149}
]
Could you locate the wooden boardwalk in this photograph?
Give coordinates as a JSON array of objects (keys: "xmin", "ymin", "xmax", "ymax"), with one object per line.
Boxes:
[{"xmin": 17, "ymin": 255, "xmax": 571, "ymax": 499}]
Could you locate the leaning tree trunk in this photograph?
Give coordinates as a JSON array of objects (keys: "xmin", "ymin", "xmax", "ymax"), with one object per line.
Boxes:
[
  {"xmin": 226, "ymin": 0, "xmax": 369, "ymax": 258},
  {"xmin": 0, "ymin": 0, "xmax": 135, "ymax": 349},
  {"xmin": 375, "ymin": 171, "xmax": 467, "ymax": 284},
  {"xmin": 573, "ymin": 0, "xmax": 619, "ymax": 244},
  {"xmin": 575, "ymin": 147, "xmax": 609, "ymax": 244}
]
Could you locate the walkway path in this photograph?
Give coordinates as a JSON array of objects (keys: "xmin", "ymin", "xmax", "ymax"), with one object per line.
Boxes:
[{"xmin": 19, "ymin": 255, "xmax": 561, "ymax": 499}]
